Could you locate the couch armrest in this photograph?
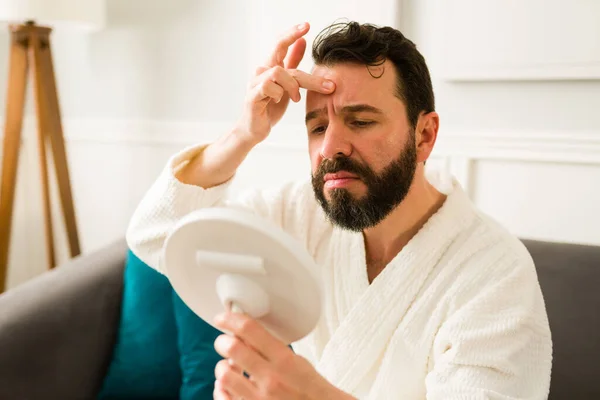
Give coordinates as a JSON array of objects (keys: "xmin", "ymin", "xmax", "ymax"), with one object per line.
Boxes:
[{"xmin": 0, "ymin": 238, "xmax": 127, "ymax": 400}]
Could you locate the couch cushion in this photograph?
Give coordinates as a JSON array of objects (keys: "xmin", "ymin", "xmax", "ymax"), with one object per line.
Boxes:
[
  {"xmin": 522, "ymin": 239, "xmax": 600, "ymax": 400},
  {"xmin": 98, "ymin": 249, "xmax": 181, "ymax": 399},
  {"xmin": 98, "ymin": 249, "xmax": 225, "ymax": 399}
]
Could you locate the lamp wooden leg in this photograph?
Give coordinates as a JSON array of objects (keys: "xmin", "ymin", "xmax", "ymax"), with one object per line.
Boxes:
[
  {"xmin": 36, "ymin": 30, "xmax": 81, "ymax": 260},
  {"xmin": 0, "ymin": 32, "xmax": 29, "ymax": 291},
  {"xmin": 31, "ymin": 31, "xmax": 56, "ymax": 271}
]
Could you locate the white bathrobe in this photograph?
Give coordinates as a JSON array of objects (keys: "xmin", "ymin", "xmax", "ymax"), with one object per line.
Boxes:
[{"xmin": 126, "ymin": 144, "xmax": 553, "ymax": 400}]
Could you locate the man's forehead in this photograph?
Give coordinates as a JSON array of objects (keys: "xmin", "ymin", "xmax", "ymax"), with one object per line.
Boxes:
[{"xmin": 306, "ymin": 62, "xmax": 397, "ymax": 108}]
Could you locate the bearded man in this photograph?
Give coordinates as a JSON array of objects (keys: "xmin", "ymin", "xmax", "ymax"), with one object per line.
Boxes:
[{"xmin": 126, "ymin": 21, "xmax": 552, "ymax": 400}]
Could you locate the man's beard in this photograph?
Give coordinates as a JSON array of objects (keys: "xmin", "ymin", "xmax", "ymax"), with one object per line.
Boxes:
[{"xmin": 311, "ymin": 135, "xmax": 417, "ymax": 232}]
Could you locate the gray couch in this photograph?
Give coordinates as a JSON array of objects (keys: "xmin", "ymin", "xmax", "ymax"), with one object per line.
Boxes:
[{"xmin": 0, "ymin": 238, "xmax": 598, "ymax": 400}]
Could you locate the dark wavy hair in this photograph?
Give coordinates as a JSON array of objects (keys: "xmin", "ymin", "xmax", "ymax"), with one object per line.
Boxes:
[{"xmin": 312, "ymin": 21, "xmax": 435, "ymax": 129}]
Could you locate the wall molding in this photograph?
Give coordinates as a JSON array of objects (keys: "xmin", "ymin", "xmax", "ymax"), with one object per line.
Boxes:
[
  {"xmin": 433, "ymin": 130, "xmax": 600, "ymax": 165},
  {"xmin": 3, "ymin": 117, "xmax": 600, "ymax": 166}
]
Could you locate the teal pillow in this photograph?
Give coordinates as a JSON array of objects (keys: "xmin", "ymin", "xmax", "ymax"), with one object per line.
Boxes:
[
  {"xmin": 98, "ymin": 250, "xmax": 181, "ymax": 399},
  {"xmin": 173, "ymin": 291, "xmax": 223, "ymax": 400}
]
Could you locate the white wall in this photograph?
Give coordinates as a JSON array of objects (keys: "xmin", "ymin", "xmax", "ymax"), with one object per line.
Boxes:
[
  {"xmin": 403, "ymin": 0, "xmax": 600, "ymax": 245},
  {"xmin": 1, "ymin": 0, "xmax": 598, "ymax": 289}
]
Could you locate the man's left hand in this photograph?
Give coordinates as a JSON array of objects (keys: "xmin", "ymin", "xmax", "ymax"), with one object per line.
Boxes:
[{"xmin": 212, "ymin": 311, "xmax": 353, "ymax": 400}]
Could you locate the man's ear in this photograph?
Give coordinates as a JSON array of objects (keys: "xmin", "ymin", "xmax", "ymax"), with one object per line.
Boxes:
[{"xmin": 415, "ymin": 111, "xmax": 439, "ymax": 163}]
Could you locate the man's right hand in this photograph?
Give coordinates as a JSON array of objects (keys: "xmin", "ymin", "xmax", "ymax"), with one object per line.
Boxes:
[
  {"xmin": 235, "ymin": 22, "xmax": 336, "ymax": 145},
  {"xmin": 176, "ymin": 22, "xmax": 335, "ymax": 189}
]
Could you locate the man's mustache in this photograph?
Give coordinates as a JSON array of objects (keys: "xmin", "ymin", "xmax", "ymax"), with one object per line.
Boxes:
[{"xmin": 315, "ymin": 157, "xmax": 369, "ymax": 179}]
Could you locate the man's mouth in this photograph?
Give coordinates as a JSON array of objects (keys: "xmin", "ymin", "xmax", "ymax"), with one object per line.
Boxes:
[{"xmin": 323, "ymin": 171, "xmax": 360, "ymax": 189}]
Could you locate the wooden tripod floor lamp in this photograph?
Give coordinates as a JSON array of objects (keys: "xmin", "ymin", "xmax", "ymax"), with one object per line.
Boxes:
[{"xmin": 0, "ymin": 0, "xmax": 106, "ymax": 292}]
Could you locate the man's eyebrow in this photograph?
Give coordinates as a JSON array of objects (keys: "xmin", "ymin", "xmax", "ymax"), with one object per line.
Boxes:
[
  {"xmin": 305, "ymin": 104, "xmax": 383, "ymax": 124},
  {"xmin": 341, "ymin": 104, "xmax": 384, "ymax": 115},
  {"xmin": 305, "ymin": 108, "xmax": 325, "ymax": 124}
]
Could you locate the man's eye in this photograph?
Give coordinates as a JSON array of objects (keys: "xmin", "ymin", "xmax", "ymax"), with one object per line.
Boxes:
[
  {"xmin": 310, "ymin": 125, "xmax": 327, "ymax": 134},
  {"xmin": 351, "ymin": 120, "xmax": 374, "ymax": 128}
]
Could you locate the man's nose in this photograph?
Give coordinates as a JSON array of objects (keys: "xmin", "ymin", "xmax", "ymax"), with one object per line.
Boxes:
[{"xmin": 319, "ymin": 123, "xmax": 352, "ymax": 159}]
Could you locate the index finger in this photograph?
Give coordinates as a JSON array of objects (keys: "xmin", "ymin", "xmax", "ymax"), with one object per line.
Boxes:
[
  {"xmin": 265, "ymin": 22, "xmax": 310, "ymax": 67},
  {"xmin": 290, "ymin": 69, "xmax": 336, "ymax": 93}
]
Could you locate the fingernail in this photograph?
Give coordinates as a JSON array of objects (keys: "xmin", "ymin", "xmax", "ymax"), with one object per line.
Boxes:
[
  {"xmin": 214, "ymin": 335, "xmax": 228, "ymax": 351},
  {"xmin": 297, "ymin": 23, "xmax": 307, "ymax": 30},
  {"xmin": 322, "ymin": 80, "xmax": 334, "ymax": 90}
]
